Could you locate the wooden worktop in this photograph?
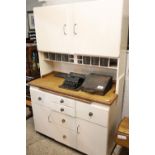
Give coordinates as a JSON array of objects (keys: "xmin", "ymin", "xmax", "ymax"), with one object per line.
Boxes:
[{"xmin": 29, "ymin": 72, "xmax": 118, "ymax": 105}]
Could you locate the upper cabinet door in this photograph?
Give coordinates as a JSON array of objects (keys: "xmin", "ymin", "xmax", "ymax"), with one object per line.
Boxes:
[
  {"xmin": 73, "ymin": 0, "xmax": 123, "ymax": 57},
  {"xmin": 34, "ymin": 5, "xmax": 73, "ymax": 54}
]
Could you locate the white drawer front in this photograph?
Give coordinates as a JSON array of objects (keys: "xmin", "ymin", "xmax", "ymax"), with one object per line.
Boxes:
[
  {"xmin": 30, "ymin": 87, "xmax": 45, "ymax": 106},
  {"xmin": 47, "ymin": 93, "xmax": 75, "ymax": 108},
  {"xmin": 54, "ymin": 125, "xmax": 77, "ymax": 149},
  {"xmin": 76, "ymin": 101, "xmax": 109, "ymax": 127},
  {"xmin": 30, "ymin": 87, "xmax": 75, "ymax": 109},
  {"xmin": 53, "ymin": 104, "xmax": 75, "ymax": 117},
  {"xmin": 50, "ymin": 111, "xmax": 76, "ymax": 131},
  {"xmin": 45, "ymin": 92, "xmax": 75, "ymax": 108},
  {"xmin": 56, "ymin": 96, "xmax": 75, "ymax": 108}
]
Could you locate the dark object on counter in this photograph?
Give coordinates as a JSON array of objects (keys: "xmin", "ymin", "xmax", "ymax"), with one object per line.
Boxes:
[
  {"xmin": 59, "ymin": 72, "xmax": 86, "ymax": 90},
  {"xmin": 81, "ymin": 73, "xmax": 112, "ymax": 95},
  {"xmin": 55, "ymin": 72, "xmax": 68, "ymax": 78}
]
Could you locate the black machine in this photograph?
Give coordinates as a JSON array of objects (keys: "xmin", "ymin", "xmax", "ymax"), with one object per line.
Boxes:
[
  {"xmin": 59, "ymin": 72, "xmax": 86, "ymax": 90},
  {"xmin": 80, "ymin": 73, "xmax": 113, "ymax": 95},
  {"xmin": 58, "ymin": 72, "xmax": 113, "ymax": 95}
]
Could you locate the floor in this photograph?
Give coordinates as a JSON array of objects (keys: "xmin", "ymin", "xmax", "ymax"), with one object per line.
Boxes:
[{"xmin": 26, "ymin": 108, "xmax": 129, "ymax": 155}]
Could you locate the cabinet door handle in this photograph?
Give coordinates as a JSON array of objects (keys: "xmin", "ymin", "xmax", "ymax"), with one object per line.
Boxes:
[
  {"xmin": 77, "ymin": 125, "xmax": 80, "ymax": 134},
  {"xmin": 48, "ymin": 113, "xmax": 52, "ymax": 123},
  {"xmin": 73, "ymin": 23, "xmax": 77, "ymax": 35},
  {"xmin": 60, "ymin": 108, "xmax": 64, "ymax": 112},
  {"xmin": 63, "ymin": 135, "xmax": 67, "ymax": 139},
  {"xmin": 89, "ymin": 112, "xmax": 93, "ymax": 117},
  {"xmin": 38, "ymin": 97, "xmax": 42, "ymax": 101},
  {"xmin": 62, "ymin": 119, "xmax": 66, "ymax": 123},
  {"xmin": 60, "ymin": 99, "xmax": 64, "ymax": 103},
  {"xmin": 63, "ymin": 24, "xmax": 67, "ymax": 35}
]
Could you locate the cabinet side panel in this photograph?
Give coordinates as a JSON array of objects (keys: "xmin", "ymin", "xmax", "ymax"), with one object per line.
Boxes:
[
  {"xmin": 38, "ymin": 52, "xmax": 53, "ymax": 76},
  {"xmin": 120, "ymin": 0, "xmax": 129, "ymax": 51},
  {"xmin": 107, "ymin": 101, "xmax": 118, "ymax": 155},
  {"xmin": 116, "ymin": 75, "xmax": 125, "ymax": 121},
  {"xmin": 118, "ymin": 52, "xmax": 127, "ymax": 78}
]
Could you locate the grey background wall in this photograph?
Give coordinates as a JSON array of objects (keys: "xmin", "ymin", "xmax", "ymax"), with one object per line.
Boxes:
[
  {"xmin": 26, "ymin": 0, "xmax": 43, "ymax": 38},
  {"xmin": 122, "ymin": 52, "xmax": 129, "ymax": 117},
  {"xmin": 26, "ymin": 0, "xmax": 129, "ymax": 117}
]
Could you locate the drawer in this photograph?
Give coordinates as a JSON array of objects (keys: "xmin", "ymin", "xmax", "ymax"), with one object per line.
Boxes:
[
  {"xmin": 54, "ymin": 104, "xmax": 75, "ymax": 117},
  {"xmin": 46, "ymin": 92, "xmax": 75, "ymax": 108},
  {"xmin": 30, "ymin": 87, "xmax": 75, "ymax": 109},
  {"xmin": 30, "ymin": 87, "xmax": 45, "ymax": 106},
  {"xmin": 54, "ymin": 125, "xmax": 77, "ymax": 149},
  {"xmin": 50, "ymin": 111, "xmax": 76, "ymax": 131},
  {"xmin": 76, "ymin": 101, "xmax": 109, "ymax": 127}
]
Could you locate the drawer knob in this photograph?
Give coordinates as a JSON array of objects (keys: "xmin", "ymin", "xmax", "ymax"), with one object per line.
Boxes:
[
  {"xmin": 38, "ymin": 97, "xmax": 42, "ymax": 101},
  {"xmin": 60, "ymin": 108, "xmax": 64, "ymax": 112},
  {"xmin": 63, "ymin": 135, "xmax": 67, "ymax": 139},
  {"xmin": 62, "ymin": 119, "xmax": 66, "ymax": 123},
  {"xmin": 60, "ymin": 99, "xmax": 64, "ymax": 103},
  {"xmin": 89, "ymin": 112, "xmax": 93, "ymax": 117}
]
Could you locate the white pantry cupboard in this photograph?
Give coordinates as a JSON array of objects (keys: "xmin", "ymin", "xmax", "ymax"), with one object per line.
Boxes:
[
  {"xmin": 34, "ymin": 0, "xmax": 126, "ymax": 57},
  {"xmin": 31, "ymin": 1, "xmax": 129, "ymax": 155}
]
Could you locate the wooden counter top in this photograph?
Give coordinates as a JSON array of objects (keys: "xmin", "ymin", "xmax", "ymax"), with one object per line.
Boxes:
[{"xmin": 29, "ymin": 72, "xmax": 118, "ymax": 105}]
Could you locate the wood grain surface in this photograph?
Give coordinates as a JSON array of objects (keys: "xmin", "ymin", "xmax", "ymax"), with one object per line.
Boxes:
[
  {"xmin": 29, "ymin": 72, "xmax": 117, "ymax": 105},
  {"xmin": 118, "ymin": 117, "xmax": 129, "ymax": 135},
  {"xmin": 26, "ymin": 99, "xmax": 32, "ymax": 107},
  {"xmin": 115, "ymin": 117, "xmax": 129, "ymax": 148}
]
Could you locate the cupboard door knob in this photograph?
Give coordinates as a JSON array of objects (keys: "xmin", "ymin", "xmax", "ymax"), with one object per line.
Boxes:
[
  {"xmin": 63, "ymin": 24, "xmax": 67, "ymax": 35},
  {"xmin": 62, "ymin": 119, "xmax": 66, "ymax": 123},
  {"xmin": 60, "ymin": 108, "xmax": 64, "ymax": 112},
  {"xmin": 63, "ymin": 135, "xmax": 67, "ymax": 139},
  {"xmin": 89, "ymin": 112, "xmax": 93, "ymax": 117},
  {"xmin": 48, "ymin": 113, "xmax": 52, "ymax": 123},
  {"xmin": 73, "ymin": 23, "xmax": 77, "ymax": 35},
  {"xmin": 38, "ymin": 97, "xmax": 42, "ymax": 101},
  {"xmin": 60, "ymin": 99, "xmax": 64, "ymax": 103},
  {"xmin": 77, "ymin": 125, "xmax": 80, "ymax": 134}
]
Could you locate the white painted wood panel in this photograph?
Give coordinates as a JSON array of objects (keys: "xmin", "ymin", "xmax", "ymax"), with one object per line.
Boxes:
[
  {"xmin": 34, "ymin": 5, "xmax": 73, "ymax": 53},
  {"xmin": 73, "ymin": 0, "xmax": 123, "ymax": 57},
  {"xmin": 32, "ymin": 104, "xmax": 57, "ymax": 139},
  {"xmin": 76, "ymin": 118, "xmax": 108, "ymax": 155},
  {"xmin": 30, "ymin": 87, "xmax": 46, "ymax": 106},
  {"xmin": 38, "ymin": 52, "xmax": 53, "ymax": 77},
  {"xmin": 54, "ymin": 103, "xmax": 76, "ymax": 117},
  {"xmin": 46, "ymin": 92, "xmax": 76, "ymax": 108},
  {"xmin": 30, "ymin": 86, "xmax": 56, "ymax": 109},
  {"xmin": 76, "ymin": 101, "xmax": 109, "ymax": 127},
  {"xmin": 51, "ymin": 111, "xmax": 76, "ymax": 131},
  {"xmin": 54, "ymin": 124, "xmax": 77, "ymax": 149}
]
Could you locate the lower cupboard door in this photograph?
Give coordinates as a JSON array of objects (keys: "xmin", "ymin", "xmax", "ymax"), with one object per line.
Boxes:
[
  {"xmin": 54, "ymin": 125, "xmax": 77, "ymax": 149},
  {"xmin": 32, "ymin": 104, "xmax": 57, "ymax": 140},
  {"xmin": 77, "ymin": 119, "xmax": 108, "ymax": 155}
]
